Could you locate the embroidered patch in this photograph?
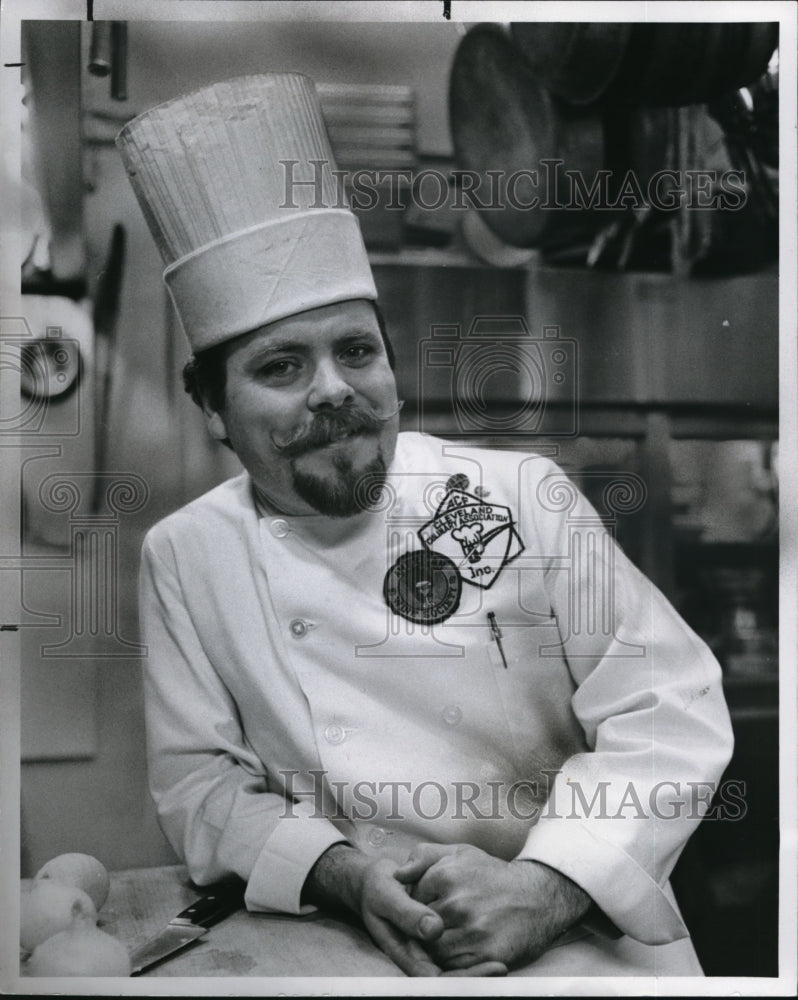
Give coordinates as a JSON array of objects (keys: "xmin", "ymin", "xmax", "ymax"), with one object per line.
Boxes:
[
  {"xmin": 418, "ymin": 489, "xmax": 524, "ymax": 589},
  {"xmin": 383, "ymin": 550, "xmax": 462, "ymax": 624}
]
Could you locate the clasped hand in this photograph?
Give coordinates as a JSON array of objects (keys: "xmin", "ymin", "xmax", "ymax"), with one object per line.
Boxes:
[{"xmin": 359, "ymin": 842, "xmax": 590, "ymax": 977}]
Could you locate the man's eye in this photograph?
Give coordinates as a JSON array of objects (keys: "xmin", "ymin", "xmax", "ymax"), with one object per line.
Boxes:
[
  {"xmin": 341, "ymin": 344, "xmax": 376, "ymax": 365},
  {"xmin": 261, "ymin": 359, "xmax": 298, "ymax": 380}
]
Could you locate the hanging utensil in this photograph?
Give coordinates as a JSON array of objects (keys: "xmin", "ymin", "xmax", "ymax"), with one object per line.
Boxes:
[
  {"xmin": 88, "ymin": 21, "xmax": 127, "ymax": 101},
  {"xmin": 91, "ymin": 224, "xmax": 126, "ymax": 514},
  {"xmin": 88, "ymin": 23, "xmax": 112, "ymax": 77},
  {"xmin": 110, "ymin": 22, "xmax": 127, "ymax": 102}
]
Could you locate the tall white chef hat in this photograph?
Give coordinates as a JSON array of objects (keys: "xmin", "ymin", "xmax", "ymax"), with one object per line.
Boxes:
[{"xmin": 116, "ymin": 74, "xmax": 377, "ymax": 352}]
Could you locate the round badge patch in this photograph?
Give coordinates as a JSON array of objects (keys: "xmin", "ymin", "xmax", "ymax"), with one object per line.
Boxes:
[
  {"xmin": 446, "ymin": 473, "xmax": 470, "ymax": 492},
  {"xmin": 383, "ymin": 550, "xmax": 462, "ymax": 625}
]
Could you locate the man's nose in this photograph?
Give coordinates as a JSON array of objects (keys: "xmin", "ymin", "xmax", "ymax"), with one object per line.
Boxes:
[{"xmin": 307, "ymin": 359, "xmax": 355, "ymax": 410}]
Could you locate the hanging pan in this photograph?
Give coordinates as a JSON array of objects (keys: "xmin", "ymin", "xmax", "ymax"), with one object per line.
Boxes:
[{"xmin": 449, "ymin": 24, "xmax": 606, "ymax": 249}]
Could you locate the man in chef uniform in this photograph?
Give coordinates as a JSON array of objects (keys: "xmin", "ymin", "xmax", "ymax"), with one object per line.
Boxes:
[{"xmin": 119, "ymin": 75, "xmax": 734, "ymax": 978}]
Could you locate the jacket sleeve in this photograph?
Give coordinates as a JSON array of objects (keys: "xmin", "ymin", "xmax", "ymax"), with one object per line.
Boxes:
[
  {"xmin": 513, "ymin": 459, "xmax": 734, "ymax": 945},
  {"xmin": 139, "ymin": 530, "xmax": 348, "ymax": 915}
]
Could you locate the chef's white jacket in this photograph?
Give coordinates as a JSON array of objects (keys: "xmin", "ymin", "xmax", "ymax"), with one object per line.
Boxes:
[{"xmin": 139, "ymin": 432, "xmax": 734, "ymax": 975}]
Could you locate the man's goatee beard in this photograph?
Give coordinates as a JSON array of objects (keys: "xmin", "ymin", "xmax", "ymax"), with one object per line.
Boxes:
[{"xmin": 291, "ymin": 449, "xmax": 388, "ymax": 518}]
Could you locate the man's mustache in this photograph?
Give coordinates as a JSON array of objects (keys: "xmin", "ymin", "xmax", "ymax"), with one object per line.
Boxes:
[{"xmin": 271, "ymin": 401, "xmax": 404, "ymax": 458}]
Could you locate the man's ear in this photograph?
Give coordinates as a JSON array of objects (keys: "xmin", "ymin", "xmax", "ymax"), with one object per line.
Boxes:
[{"xmin": 203, "ymin": 405, "xmax": 228, "ymax": 443}]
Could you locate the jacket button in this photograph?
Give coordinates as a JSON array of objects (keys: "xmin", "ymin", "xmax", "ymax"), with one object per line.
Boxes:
[
  {"xmin": 441, "ymin": 704, "xmax": 462, "ymax": 726},
  {"xmin": 270, "ymin": 519, "xmax": 290, "ymax": 538},
  {"xmin": 324, "ymin": 724, "xmax": 345, "ymax": 744},
  {"xmin": 289, "ymin": 618, "xmax": 308, "ymax": 638},
  {"xmin": 368, "ymin": 827, "xmax": 386, "ymax": 847}
]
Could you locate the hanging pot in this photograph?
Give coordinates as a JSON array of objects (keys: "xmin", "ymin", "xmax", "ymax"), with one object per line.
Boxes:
[
  {"xmin": 510, "ymin": 22, "xmax": 632, "ymax": 107},
  {"xmin": 449, "ymin": 24, "xmax": 606, "ymax": 249},
  {"xmin": 610, "ymin": 21, "xmax": 778, "ymax": 107}
]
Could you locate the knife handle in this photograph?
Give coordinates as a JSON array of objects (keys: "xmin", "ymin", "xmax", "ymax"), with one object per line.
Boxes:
[{"xmin": 173, "ymin": 881, "xmax": 246, "ymax": 928}]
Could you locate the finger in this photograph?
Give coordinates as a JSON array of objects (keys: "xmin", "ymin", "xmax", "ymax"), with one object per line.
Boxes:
[
  {"xmin": 441, "ymin": 961, "xmax": 509, "ymax": 977},
  {"xmin": 407, "ymin": 869, "xmax": 442, "ymax": 906},
  {"xmin": 395, "ymin": 844, "xmax": 458, "ymax": 883},
  {"xmin": 427, "ymin": 924, "xmax": 480, "ymax": 964},
  {"xmin": 365, "ymin": 912, "xmax": 443, "ymax": 978},
  {"xmin": 440, "ymin": 952, "xmax": 480, "ymax": 970},
  {"xmin": 372, "ymin": 872, "xmax": 444, "ymax": 942},
  {"xmin": 439, "ymin": 950, "xmax": 491, "ymax": 971}
]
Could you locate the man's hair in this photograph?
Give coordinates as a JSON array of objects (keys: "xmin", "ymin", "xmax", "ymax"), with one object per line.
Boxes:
[{"xmin": 182, "ymin": 301, "xmax": 395, "ymax": 421}]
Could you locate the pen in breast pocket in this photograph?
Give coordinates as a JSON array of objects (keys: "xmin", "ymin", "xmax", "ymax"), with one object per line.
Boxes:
[{"xmin": 488, "ymin": 612, "xmax": 508, "ymax": 669}]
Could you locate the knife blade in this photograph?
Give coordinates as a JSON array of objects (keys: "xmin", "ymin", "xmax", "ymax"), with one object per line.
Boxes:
[{"xmin": 129, "ymin": 880, "xmax": 245, "ymax": 976}]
